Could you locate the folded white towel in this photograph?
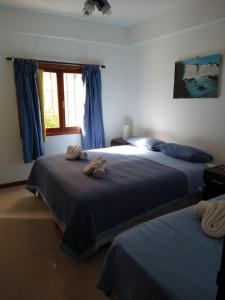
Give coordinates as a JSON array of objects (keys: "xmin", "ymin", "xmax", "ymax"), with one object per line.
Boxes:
[
  {"xmin": 193, "ymin": 200, "xmax": 208, "ymax": 218},
  {"xmin": 194, "ymin": 200, "xmax": 225, "ymax": 238},
  {"xmin": 93, "ymin": 166, "xmax": 106, "ymax": 178},
  {"xmin": 79, "ymin": 151, "xmax": 88, "ymax": 160},
  {"xmin": 67, "ymin": 145, "xmax": 76, "ymax": 155},
  {"xmin": 66, "ymin": 145, "xmax": 81, "ymax": 160},
  {"xmin": 202, "ymin": 201, "xmax": 225, "ymax": 238},
  {"xmin": 84, "ymin": 157, "xmax": 106, "ymax": 175}
]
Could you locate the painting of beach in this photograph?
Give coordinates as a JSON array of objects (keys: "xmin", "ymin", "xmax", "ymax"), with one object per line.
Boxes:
[{"xmin": 173, "ymin": 54, "xmax": 222, "ymax": 98}]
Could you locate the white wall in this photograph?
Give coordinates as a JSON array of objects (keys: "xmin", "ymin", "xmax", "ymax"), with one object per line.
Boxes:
[
  {"xmin": 128, "ymin": 0, "xmax": 225, "ymax": 45},
  {"xmin": 0, "ymin": 7, "xmax": 129, "ymax": 183},
  {"xmin": 128, "ymin": 0, "xmax": 225, "ymax": 163},
  {"xmin": 0, "ymin": 6, "xmax": 128, "ymax": 46}
]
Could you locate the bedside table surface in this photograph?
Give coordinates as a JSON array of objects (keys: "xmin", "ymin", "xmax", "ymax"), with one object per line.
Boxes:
[
  {"xmin": 111, "ymin": 138, "xmax": 129, "ymax": 146},
  {"xmin": 203, "ymin": 165, "xmax": 225, "ymax": 200},
  {"xmin": 111, "ymin": 137, "xmax": 127, "ymax": 142},
  {"xmin": 206, "ymin": 165, "xmax": 225, "ymax": 176}
]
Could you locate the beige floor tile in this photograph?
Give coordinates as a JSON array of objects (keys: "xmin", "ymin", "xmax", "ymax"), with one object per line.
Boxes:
[
  {"xmin": 72, "ymin": 288, "xmax": 108, "ymax": 300},
  {"xmin": 0, "ymin": 225, "xmax": 14, "ymax": 266},
  {"xmin": 0, "ymin": 264, "xmax": 22, "ymax": 300},
  {"xmin": 14, "ymin": 247, "xmax": 108, "ymax": 300},
  {"xmin": 49, "ymin": 246, "xmax": 108, "ymax": 299},
  {"xmin": 0, "ymin": 187, "xmax": 62, "ymax": 263},
  {"xmin": 4, "ymin": 219, "xmax": 62, "ymax": 262},
  {"xmin": 0, "ymin": 186, "xmax": 51, "ymax": 220},
  {"xmin": 14, "ymin": 252, "xmax": 67, "ymax": 300}
]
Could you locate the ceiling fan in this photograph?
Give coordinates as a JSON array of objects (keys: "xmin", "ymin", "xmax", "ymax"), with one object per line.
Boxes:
[{"xmin": 82, "ymin": 0, "xmax": 112, "ymax": 16}]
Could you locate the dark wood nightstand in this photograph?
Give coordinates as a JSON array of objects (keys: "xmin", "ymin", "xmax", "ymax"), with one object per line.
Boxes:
[
  {"xmin": 111, "ymin": 138, "xmax": 130, "ymax": 147},
  {"xmin": 203, "ymin": 165, "xmax": 225, "ymax": 200}
]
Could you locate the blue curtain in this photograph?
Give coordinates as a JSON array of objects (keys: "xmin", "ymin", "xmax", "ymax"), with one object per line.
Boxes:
[
  {"xmin": 82, "ymin": 65, "xmax": 106, "ymax": 150},
  {"xmin": 14, "ymin": 59, "xmax": 44, "ymax": 163}
]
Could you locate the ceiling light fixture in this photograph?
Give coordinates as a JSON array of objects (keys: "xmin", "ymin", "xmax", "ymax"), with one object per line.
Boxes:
[
  {"xmin": 83, "ymin": 0, "xmax": 95, "ymax": 15},
  {"xmin": 82, "ymin": 0, "xmax": 111, "ymax": 16}
]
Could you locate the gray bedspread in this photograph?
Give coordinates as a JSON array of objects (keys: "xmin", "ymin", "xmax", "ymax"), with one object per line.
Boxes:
[
  {"xmin": 26, "ymin": 146, "xmax": 198, "ymax": 260},
  {"xmin": 97, "ymin": 195, "xmax": 224, "ymax": 300}
]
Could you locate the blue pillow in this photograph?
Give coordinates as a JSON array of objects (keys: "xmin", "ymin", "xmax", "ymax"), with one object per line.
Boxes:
[
  {"xmin": 127, "ymin": 136, "xmax": 165, "ymax": 151},
  {"xmin": 160, "ymin": 143, "xmax": 213, "ymax": 162}
]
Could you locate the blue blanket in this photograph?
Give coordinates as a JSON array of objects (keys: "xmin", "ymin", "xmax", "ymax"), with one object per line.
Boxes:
[
  {"xmin": 97, "ymin": 195, "xmax": 224, "ymax": 300},
  {"xmin": 26, "ymin": 146, "xmax": 202, "ymax": 260}
]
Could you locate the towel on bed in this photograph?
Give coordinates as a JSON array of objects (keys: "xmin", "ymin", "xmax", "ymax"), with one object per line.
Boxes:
[
  {"xmin": 194, "ymin": 200, "xmax": 225, "ymax": 238},
  {"xmin": 93, "ymin": 165, "xmax": 106, "ymax": 178},
  {"xmin": 79, "ymin": 151, "xmax": 88, "ymax": 160},
  {"xmin": 84, "ymin": 157, "xmax": 106, "ymax": 176},
  {"xmin": 66, "ymin": 145, "xmax": 87, "ymax": 160}
]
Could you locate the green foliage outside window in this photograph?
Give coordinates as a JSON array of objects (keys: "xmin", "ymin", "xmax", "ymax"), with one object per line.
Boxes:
[{"xmin": 45, "ymin": 113, "xmax": 60, "ymax": 128}]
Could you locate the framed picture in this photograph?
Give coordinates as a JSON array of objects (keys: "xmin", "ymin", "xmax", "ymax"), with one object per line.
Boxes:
[{"xmin": 173, "ymin": 54, "xmax": 222, "ymax": 98}]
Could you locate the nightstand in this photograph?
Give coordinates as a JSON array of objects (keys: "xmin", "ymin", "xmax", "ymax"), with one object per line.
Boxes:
[
  {"xmin": 111, "ymin": 138, "xmax": 129, "ymax": 147},
  {"xmin": 203, "ymin": 165, "xmax": 225, "ymax": 200}
]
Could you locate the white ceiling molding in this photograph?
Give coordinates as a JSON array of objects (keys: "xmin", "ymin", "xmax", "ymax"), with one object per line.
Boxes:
[
  {"xmin": 0, "ymin": 0, "xmax": 191, "ymax": 27},
  {"xmin": 129, "ymin": 17, "xmax": 225, "ymax": 48},
  {"xmin": 0, "ymin": 0, "xmax": 225, "ymax": 47},
  {"xmin": 127, "ymin": 0, "xmax": 225, "ymax": 46}
]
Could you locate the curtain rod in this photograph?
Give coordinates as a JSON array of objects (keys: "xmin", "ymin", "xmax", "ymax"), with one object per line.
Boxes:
[{"xmin": 6, "ymin": 57, "xmax": 106, "ymax": 69}]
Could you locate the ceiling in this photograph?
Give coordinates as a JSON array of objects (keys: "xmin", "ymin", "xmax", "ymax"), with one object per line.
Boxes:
[{"xmin": 0, "ymin": 0, "xmax": 192, "ymax": 27}]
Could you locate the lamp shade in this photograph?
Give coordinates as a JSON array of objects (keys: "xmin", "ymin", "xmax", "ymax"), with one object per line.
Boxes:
[{"xmin": 122, "ymin": 124, "xmax": 131, "ymax": 141}]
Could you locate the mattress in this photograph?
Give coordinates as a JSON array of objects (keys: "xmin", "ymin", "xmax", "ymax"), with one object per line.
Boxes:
[
  {"xmin": 97, "ymin": 194, "xmax": 224, "ymax": 300},
  {"xmin": 26, "ymin": 145, "xmax": 206, "ymax": 260}
]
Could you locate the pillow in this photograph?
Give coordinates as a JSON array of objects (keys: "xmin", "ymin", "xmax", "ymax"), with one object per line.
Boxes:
[
  {"xmin": 127, "ymin": 136, "xmax": 165, "ymax": 151},
  {"xmin": 160, "ymin": 143, "xmax": 213, "ymax": 162}
]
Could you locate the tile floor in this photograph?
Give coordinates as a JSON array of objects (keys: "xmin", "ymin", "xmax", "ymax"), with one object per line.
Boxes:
[{"xmin": 0, "ymin": 186, "xmax": 108, "ymax": 300}]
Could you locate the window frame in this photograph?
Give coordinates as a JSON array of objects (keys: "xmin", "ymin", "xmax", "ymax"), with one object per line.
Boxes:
[{"xmin": 39, "ymin": 63, "xmax": 83, "ymax": 136}]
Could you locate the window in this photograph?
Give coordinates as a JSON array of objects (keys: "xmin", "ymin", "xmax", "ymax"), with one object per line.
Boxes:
[{"xmin": 39, "ymin": 63, "xmax": 85, "ymax": 136}]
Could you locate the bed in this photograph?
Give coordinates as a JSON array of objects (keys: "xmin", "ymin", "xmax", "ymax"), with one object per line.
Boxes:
[
  {"xmin": 97, "ymin": 194, "xmax": 224, "ymax": 300},
  {"xmin": 26, "ymin": 145, "xmax": 206, "ymax": 260}
]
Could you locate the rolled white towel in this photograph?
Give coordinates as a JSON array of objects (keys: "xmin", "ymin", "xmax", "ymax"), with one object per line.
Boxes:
[
  {"xmin": 66, "ymin": 145, "xmax": 81, "ymax": 160},
  {"xmin": 193, "ymin": 200, "xmax": 208, "ymax": 219},
  {"xmin": 84, "ymin": 157, "xmax": 106, "ymax": 175},
  {"xmin": 93, "ymin": 166, "xmax": 106, "ymax": 178},
  {"xmin": 79, "ymin": 151, "xmax": 88, "ymax": 160},
  {"xmin": 201, "ymin": 200, "xmax": 225, "ymax": 238},
  {"xmin": 67, "ymin": 145, "xmax": 75, "ymax": 155}
]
